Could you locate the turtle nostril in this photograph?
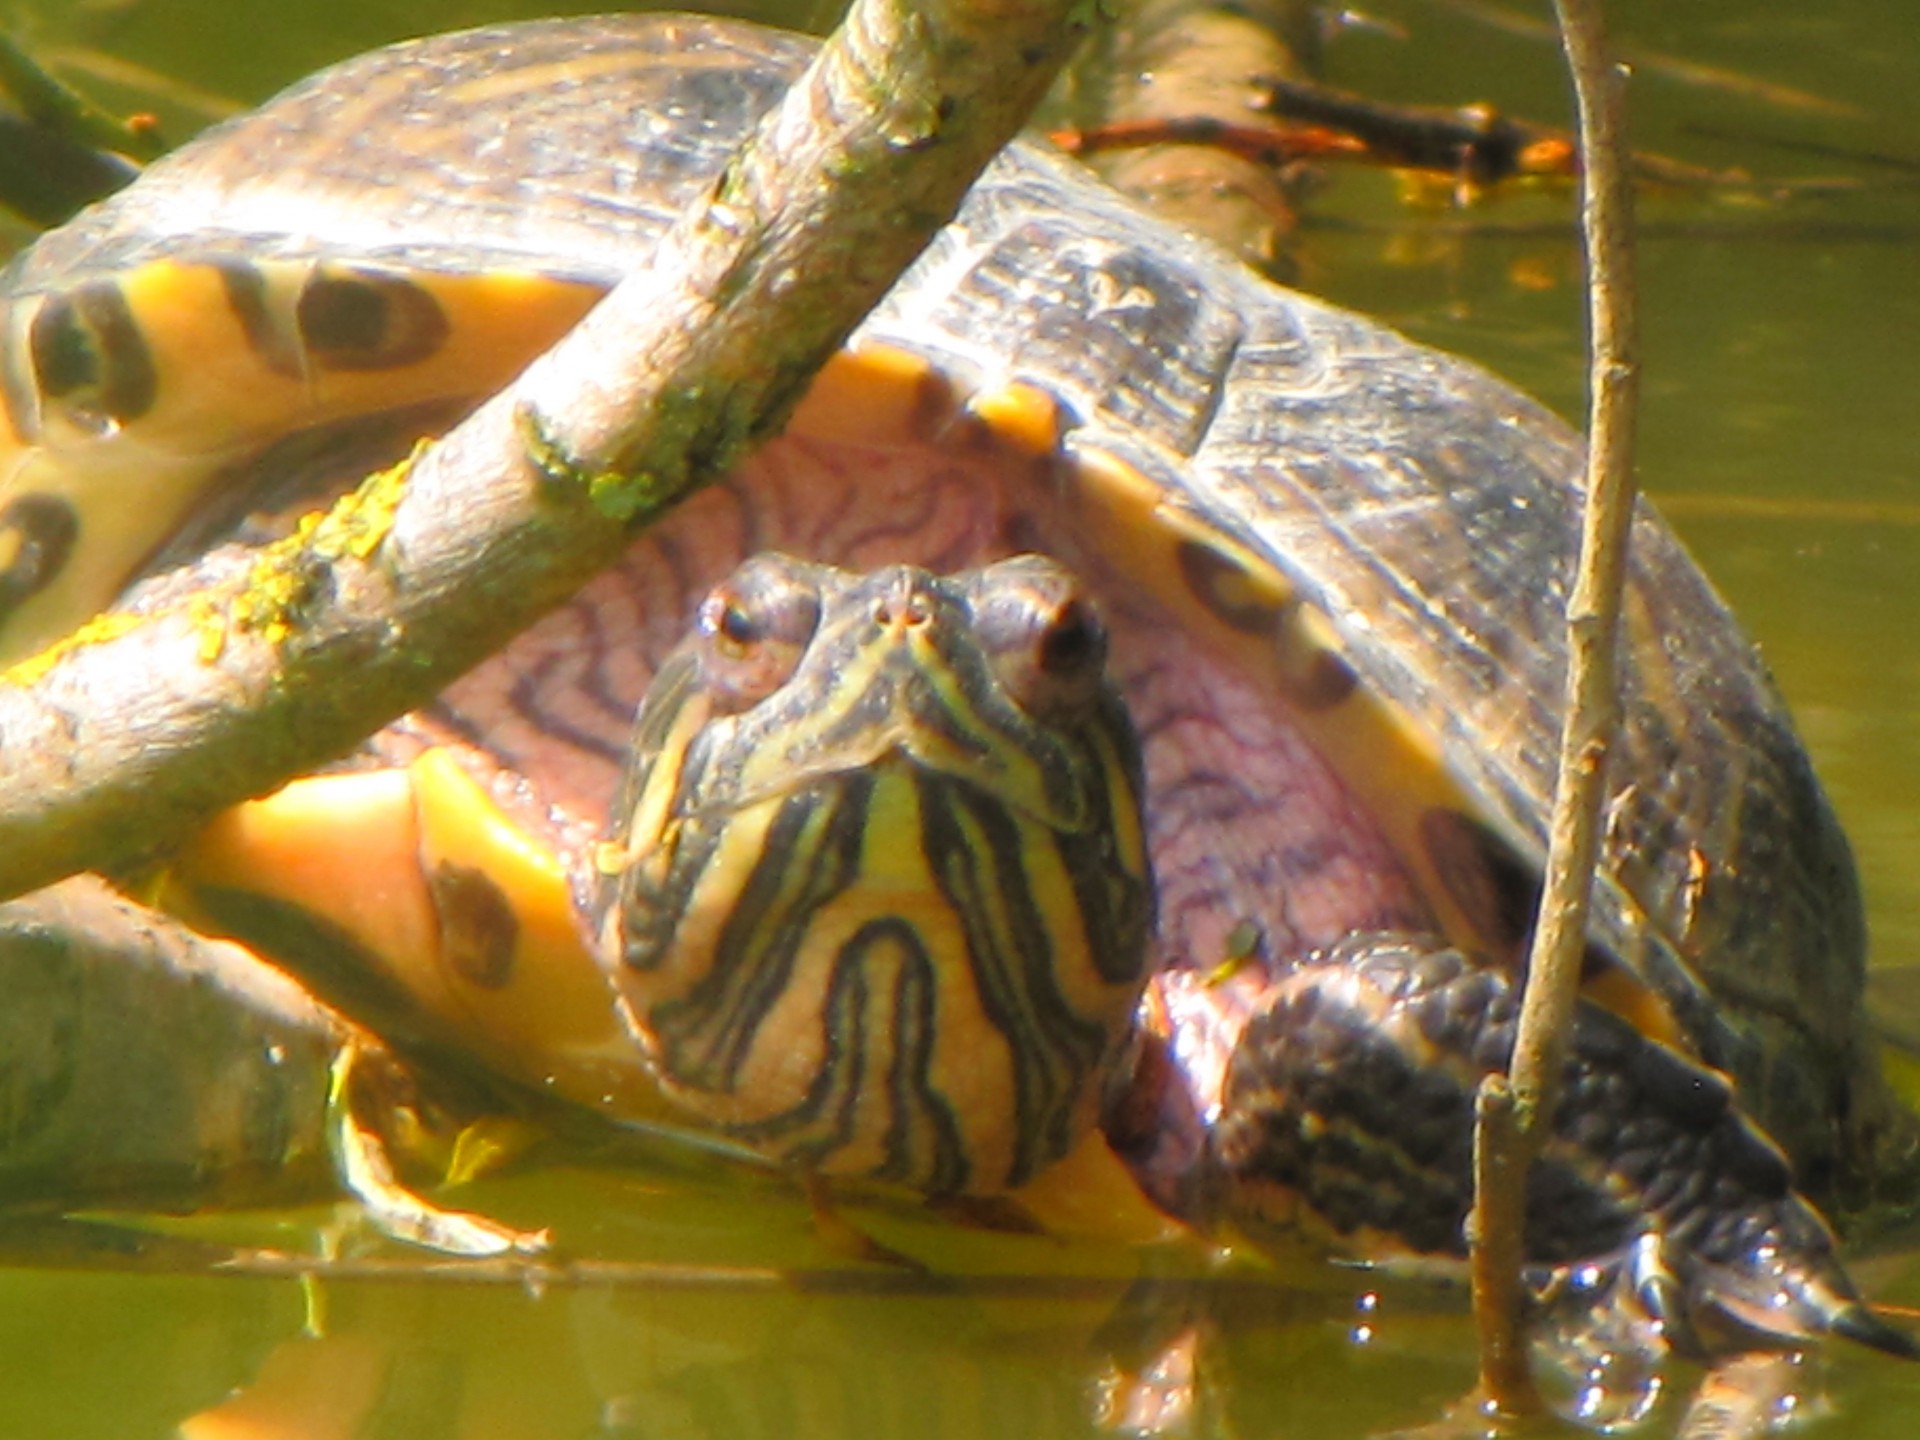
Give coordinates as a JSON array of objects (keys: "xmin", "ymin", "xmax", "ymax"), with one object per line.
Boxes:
[{"xmin": 874, "ymin": 577, "xmax": 934, "ymax": 630}]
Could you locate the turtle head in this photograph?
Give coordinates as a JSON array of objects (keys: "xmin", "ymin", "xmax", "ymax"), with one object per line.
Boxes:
[{"xmin": 598, "ymin": 552, "xmax": 1154, "ymax": 1193}]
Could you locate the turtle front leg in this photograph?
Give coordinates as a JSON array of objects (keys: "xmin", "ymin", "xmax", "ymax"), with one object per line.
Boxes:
[{"xmin": 1204, "ymin": 933, "xmax": 1915, "ymax": 1367}]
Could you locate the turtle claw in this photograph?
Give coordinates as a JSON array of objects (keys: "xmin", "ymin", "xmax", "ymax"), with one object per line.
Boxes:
[
  {"xmin": 800, "ymin": 1174, "xmax": 931, "ymax": 1273},
  {"xmin": 1529, "ymin": 1223, "xmax": 1917, "ymax": 1436},
  {"xmin": 326, "ymin": 1043, "xmax": 549, "ymax": 1259},
  {"xmin": 1621, "ymin": 1229, "xmax": 1700, "ymax": 1352},
  {"xmin": 1827, "ymin": 1301, "xmax": 1920, "ymax": 1360},
  {"xmin": 925, "ymin": 1192, "xmax": 1050, "ymax": 1236},
  {"xmin": 1651, "ymin": 1228, "xmax": 1916, "ymax": 1361}
]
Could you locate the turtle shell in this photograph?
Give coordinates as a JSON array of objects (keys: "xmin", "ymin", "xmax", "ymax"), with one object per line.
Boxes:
[{"xmin": 0, "ymin": 14, "xmax": 1891, "ymax": 1200}]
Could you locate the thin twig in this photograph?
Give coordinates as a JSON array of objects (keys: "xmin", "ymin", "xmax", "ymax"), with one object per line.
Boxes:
[
  {"xmin": 0, "ymin": 0, "xmax": 1091, "ymax": 903},
  {"xmin": 1469, "ymin": 0, "xmax": 1640, "ymax": 1414},
  {"xmin": 0, "ymin": 32, "xmax": 153, "ymax": 226},
  {"xmin": 1415, "ymin": 0, "xmax": 1859, "ymax": 119},
  {"xmin": 0, "ymin": 32, "xmax": 168, "ymax": 159}
]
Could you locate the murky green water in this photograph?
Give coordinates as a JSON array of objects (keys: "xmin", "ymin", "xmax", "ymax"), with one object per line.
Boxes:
[
  {"xmin": 1317, "ymin": 0, "xmax": 1920, "ymax": 984},
  {"xmin": 4, "ymin": 0, "xmax": 1919, "ymax": 1435}
]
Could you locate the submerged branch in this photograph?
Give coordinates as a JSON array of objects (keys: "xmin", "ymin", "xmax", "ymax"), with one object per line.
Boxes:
[
  {"xmin": 1060, "ymin": 0, "xmax": 1322, "ymax": 273},
  {"xmin": 0, "ymin": 0, "xmax": 1092, "ymax": 904}
]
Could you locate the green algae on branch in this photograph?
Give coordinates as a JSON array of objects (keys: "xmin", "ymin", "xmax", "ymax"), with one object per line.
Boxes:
[
  {"xmin": 518, "ymin": 403, "xmax": 653, "ymax": 524},
  {"xmin": 517, "ymin": 396, "xmax": 720, "ymax": 527}
]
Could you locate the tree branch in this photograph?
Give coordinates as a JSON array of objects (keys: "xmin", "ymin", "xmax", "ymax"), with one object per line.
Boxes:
[
  {"xmin": 0, "ymin": 0, "xmax": 1092, "ymax": 904},
  {"xmin": 1469, "ymin": 0, "xmax": 1641, "ymax": 1412}
]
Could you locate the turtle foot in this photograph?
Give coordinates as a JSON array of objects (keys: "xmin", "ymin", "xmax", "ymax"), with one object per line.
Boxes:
[{"xmin": 1206, "ymin": 934, "xmax": 1916, "ymax": 1365}]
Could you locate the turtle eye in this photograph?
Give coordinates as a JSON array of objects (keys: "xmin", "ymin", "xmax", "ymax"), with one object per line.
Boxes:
[
  {"xmin": 1037, "ymin": 596, "xmax": 1102, "ymax": 679},
  {"xmin": 712, "ymin": 599, "xmax": 761, "ymax": 654},
  {"xmin": 695, "ymin": 555, "xmax": 822, "ymax": 713},
  {"xmin": 969, "ymin": 555, "xmax": 1110, "ymax": 720}
]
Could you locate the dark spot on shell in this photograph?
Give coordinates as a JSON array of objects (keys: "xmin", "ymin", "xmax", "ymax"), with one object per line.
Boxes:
[
  {"xmin": 1175, "ymin": 538, "xmax": 1276, "ymax": 635},
  {"xmin": 1284, "ymin": 647, "xmax": 1358, "ymax": 712},
  {"xmin": 213, "ymin": 258, "xmax": 302, "ymax": 377},
  {"xmin": 908, "ymin": 363, "xmax": 962, "ymax": 442},
  {"xmin": 297, "ymin": 267, "xmax": 449, "ymax": 371},
  {"xmin": 1417, "ymin": 808, "xmax": 1538, "ymax": 949},
  {"xmin": 28, "ymin": 281, "xmax": 155, "ymax": 430},
  {"xmin": 430, "ymin": 861, "xmax": 519, "ymax": 990},
  {"xmin": 28, "ymin": 295, "xmax": 95, "ymax": 399},
  {"xmin": 1173, "ymin": 539, "xmax": 1357, "ymax": 710},
  {"xmin": 0, "ymin": 492, "xmax": 78, "ymax": 613},
  {"xmin": 77, "ymin": 281, "xmax": 157, "ymax": 423}
]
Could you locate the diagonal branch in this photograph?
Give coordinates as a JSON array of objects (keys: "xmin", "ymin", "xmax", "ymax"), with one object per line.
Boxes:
[{"xmin": 0, "ymin": 0, "xmax": 1093, "ymax": 904}]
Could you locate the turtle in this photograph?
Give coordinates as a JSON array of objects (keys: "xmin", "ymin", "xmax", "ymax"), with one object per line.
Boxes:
[{"xmin": 0, "ymin": 10, "xmax": 1912, "ymax": 1377}]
